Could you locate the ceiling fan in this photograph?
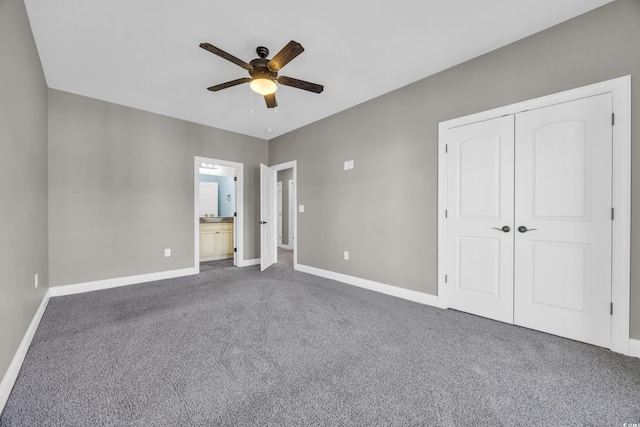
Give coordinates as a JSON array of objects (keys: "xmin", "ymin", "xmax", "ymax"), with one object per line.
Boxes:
[{"xmin": 199, "ymin": 40, "xmax": 323, "ymax": 109}]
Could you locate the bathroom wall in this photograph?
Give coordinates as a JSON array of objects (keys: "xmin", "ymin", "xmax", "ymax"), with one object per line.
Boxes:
[{"xmin": 199, "ymin": 174, "xmax": 236, "ymax": 217}]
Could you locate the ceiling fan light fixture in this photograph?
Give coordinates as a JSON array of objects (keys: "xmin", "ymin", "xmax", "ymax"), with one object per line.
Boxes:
[
  {"xmin": 250, "ymin": 78, "xmax": 277, "ymax": 96},
  {"xmin": 200, "ymin": 41, "xmax": 322, "ymax": 108}
]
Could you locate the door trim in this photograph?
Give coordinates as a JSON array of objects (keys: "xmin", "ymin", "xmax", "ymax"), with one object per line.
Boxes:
[
  {"xmin": 270, "ymin": 161, "xmax": 298, "ymax": 268},
  {"xmin": 277, "ymin": 181, "xmax": 283, "ymax": 246},
  {"xmin": 194, "ymin": 156, "xmax": 245, "ymax": 269},
  {"xmin": 437, "ymin": 76, "xmax": 631, "ymax": 355},
  {"xmin": 288, "ymin": 179, "xmax": 295, "ymax": 251}
]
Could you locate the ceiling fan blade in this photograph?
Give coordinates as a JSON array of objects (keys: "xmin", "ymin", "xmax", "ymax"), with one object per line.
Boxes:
[
  {"xmin": 264, "ymin": 93, "xmax": 278, "ymax": 108},
  {"xmin": 200, "ymin": 43, "xmax": 252, "ymax": 71},
  {"xmin": 267, "ymin": 41, "xmax": 304, "ymax": 72},
  {"xmin": 277, "ymin": 76, "xmax": 324, "ymax": 94},
  {"xmin": 207, "ymin": 78, "xmax": 251, "ymax": 91}
]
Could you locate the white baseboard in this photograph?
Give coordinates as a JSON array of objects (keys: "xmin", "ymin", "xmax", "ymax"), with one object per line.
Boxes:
[
  {"xmin": 295, "ymin": 264, "xmax": 439, "ymax": 308},
  {"xmin": 238, "ymin": 258, "xmax": 260, "ymax": 267},
  {"xmin": 0, "ymin": 289, "xmax": 50, "ymax": 414},
  {"xmin": 278, "ymin": 244, "xmax": 292, "ymax": 250},
  {"xmin": 48, "ymin": 267, "xmax": 197, "ymax": 297},
  {"xmin": 629, "ymin": 339, "xmax": 640, "ymax": 359}
]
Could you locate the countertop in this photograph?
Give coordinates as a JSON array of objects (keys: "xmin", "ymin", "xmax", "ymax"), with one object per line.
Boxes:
[{"xmin": 200, "ymin": 217, "xmax": 234, "ymax": 224}]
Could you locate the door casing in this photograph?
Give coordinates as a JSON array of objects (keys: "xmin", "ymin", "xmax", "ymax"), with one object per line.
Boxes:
[
  {"xmin": 194, "ymin": 156, "xmax": 244, "ymax": 268},
  {"xmin": 288, "ymin": 179, "xmax": 295, "ymax": 251},
  {"xmin": 270, "ymin": 161, "xmax": 298, "ymax": 268},
  {"xmin": 277, "ymin": 181, "xmax": 283, "ymax": 246},
  {"xmin": 438, "ymin": 76, "xmax": 631, "ymax": 355}
]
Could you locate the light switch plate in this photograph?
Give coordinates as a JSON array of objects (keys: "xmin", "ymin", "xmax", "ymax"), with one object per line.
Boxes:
[
  {"xmin": 164, "ymin": 248, "xmax": 171, "ymax": 257},
  {"xmin": 299, "ymin": 205, "xmax": 305, "ymax": 213},
  {"xmin": 344, "ymin": 251, "xmax": 349, "ymax": 260}
]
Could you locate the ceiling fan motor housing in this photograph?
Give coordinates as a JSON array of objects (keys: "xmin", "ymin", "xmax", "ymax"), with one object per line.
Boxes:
[{"xmin": 249, "ymin": 57, "xmax": 277, "ymax": 80}]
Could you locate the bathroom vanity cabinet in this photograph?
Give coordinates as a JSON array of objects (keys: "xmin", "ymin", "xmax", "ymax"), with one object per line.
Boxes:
[{"xmin": 200, "ymin": 222, "xmax": 233, "ymax": 261}]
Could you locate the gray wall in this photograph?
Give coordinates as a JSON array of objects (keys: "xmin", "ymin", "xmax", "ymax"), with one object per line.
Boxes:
[
  {"xmin": 0, "ymin": 0, "xmax": 49, "ymax": 380},
  {"xmin": 277, "ymin": 169, "xmax": 293, "ymax": 245},
  {"xmin": 48, "ymin": 90, "xmax": 267, "ymax": 286},
  {"xmin": 269, "ymin": 0, "xmax": 640, "ymax": 338}
]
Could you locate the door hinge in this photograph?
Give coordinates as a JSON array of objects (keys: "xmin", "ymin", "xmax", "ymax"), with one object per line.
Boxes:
[
  {"xmin": 610, "ymin": 302, "xmax": 613, "ymax": 315},
  {"xmin": 611, "ymin": 113, "xmax": 615, "ymax": 126},
  {"xmin": 611, "ymin": 207, "xmax": 614, "ymax": 220},
  {"xmin": 445, "ymin": 274, "xmax": 448, "ymax": 284},
  {"xmin": 234, "ymin": 212, "xmax": 237, "ymax": 217},
  {"xmin": 445, "ymin": 144, "xmax": 448, "ymax": 153},
  {"xmin": 445, "ymin": 209, "xmax": 448, "ymax": 219}
]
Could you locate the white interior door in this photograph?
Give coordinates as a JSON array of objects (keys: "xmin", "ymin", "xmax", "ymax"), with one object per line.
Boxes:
[
  {"xmin": 260, "ymin": 164, "xmax": 277, "ymax": 271},
  {"xmin": 445, "ymin": 115, "xmax": 515, "ymax": 323},
  {"xmin": 233, "ymin": 176, "xmax": 237, "ymax": 265},
  {"xmin": 514, "ymin": 94, "xmax": 613, "ymax": 347}
]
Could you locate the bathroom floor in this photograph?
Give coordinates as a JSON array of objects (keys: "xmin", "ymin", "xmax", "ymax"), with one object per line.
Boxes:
[{"xmin": 199, "ymin": 258, "xmax": 234, "ymax": 271}]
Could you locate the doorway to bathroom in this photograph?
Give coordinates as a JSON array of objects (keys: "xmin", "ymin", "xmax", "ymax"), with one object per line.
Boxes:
[{"xmin": 194, "ymin": 156, "xmax": 244, "ymax": 271}]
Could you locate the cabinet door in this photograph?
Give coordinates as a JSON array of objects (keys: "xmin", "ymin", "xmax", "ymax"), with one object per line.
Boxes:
[
  {"xmin": 200, "ymin": 232, "xmax": 217, "ymax": 257},
  {"xmin": 215, "ymin": 231, "xmax": 233, "ymax": 256}
]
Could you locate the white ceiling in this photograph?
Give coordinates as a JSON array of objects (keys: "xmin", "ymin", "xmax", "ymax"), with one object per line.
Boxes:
[{"xmin": 25, "ymin": 0, "xmax": 613, "ymax": 140}]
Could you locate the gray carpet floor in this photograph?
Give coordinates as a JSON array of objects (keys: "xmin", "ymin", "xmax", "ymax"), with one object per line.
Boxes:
[{"xmin": 1, "ymin": 249, "xmax": 639, "ymax": 426}]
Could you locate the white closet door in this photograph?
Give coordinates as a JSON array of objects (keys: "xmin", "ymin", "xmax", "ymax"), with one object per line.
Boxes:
[
  {"xmin": 445, "ymin": 115, "xmax": 515, "ymax": 323},
  {"xmin": 514, "ymin": 93, "xmax": 612, "ymax": 347}
]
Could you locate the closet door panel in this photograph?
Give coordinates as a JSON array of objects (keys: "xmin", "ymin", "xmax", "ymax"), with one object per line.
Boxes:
[
  {"xmin": 514, "ymin": 93, "xmax": 612, "ymax": 348},
  {"xmin": 445, "ymin": 116, "xmax": 515, "ymax": 323}
]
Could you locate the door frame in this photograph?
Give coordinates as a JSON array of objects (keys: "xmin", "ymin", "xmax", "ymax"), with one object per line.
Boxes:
[
  {"xmin": 437, "ymin": 76, "xmax": 631, "ymax": 355},
  {"xmin": 194, "ymin": 156, "xmax": 245, "ymax": 270},
  {"xmin": 277, "ymin": 181, "xmax": 283, "ymax": 246},
  {"xmin": 288, "ymin": 179, "xmax": 295, "ymax": 251},
  {"xmin": 270, "ymin": 160, "xmax": 298, "ymax": 268}
]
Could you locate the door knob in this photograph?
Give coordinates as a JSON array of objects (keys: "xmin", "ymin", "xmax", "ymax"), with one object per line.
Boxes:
[
  {"xmin": 493, "ymin": 226, "xmax": 511, "ymax": 233},
  {"xmin": 518, "ymin": 226, "xmax": 537, "ymax": 233},
  {"xmin": 259, "ymin": 221, "xmax": 268, "ymax": 225}
]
